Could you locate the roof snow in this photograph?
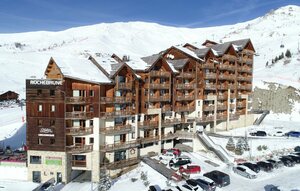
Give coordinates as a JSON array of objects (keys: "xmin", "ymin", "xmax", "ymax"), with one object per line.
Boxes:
[
  {"xmin": 52, "ymin": 56, "xmax": 111, "ymax": 84},
  {"xmin": 174, "ymin": 46, "xmax": 203, "ymax": 61},
  {"xmin": 166, "ymin": 59, "xmax": 189, "ymax": 70}
]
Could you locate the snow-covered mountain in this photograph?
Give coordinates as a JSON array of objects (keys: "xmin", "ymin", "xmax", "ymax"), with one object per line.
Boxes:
[{"xmin": 0, "ymin": 5, "xmax": 300, "ymax": 98}]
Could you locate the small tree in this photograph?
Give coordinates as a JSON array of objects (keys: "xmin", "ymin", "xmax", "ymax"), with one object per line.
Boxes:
[
  {"xmin": 226, "ymin": 137, "xmax": 235, "ymax": 151},
  {"xmin": 274, "ymin": 56, "xmax": 278, "ymax": 62},
  {"xmin": 243, "ymin": 138, "xmax": 250, "ymax": 151},
  {"xmin": 235, "ymin": 138, "xmax": 244, "ymax": 155},
  {"xmin": 285, "ymin": 49, "xmax": 292, "ymax": 58}
]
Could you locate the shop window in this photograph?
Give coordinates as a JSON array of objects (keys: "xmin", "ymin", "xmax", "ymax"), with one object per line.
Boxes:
[{"xmin": 30, "ymin": 156, "xmax": 41, "ymax": 164}]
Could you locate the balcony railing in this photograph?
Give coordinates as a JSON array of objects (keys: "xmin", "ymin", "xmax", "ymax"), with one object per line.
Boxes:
[
  {"xmin": 198, "ymin": 115, "xmax": 214, "ymax": 122},
  {"xmin": 100, "ymin": 140, "xmax": 139, "ymax": 152},
  {"xmin": 174, "ymin": 106, "xmax": 194, "ymax": 112},
  {"xmin": 228, "ymin": 84, "xmax": 235, "ymax": 90},
  {"xmin": 238, "ymin": 84, "xmax": 252, "ymax": 90},
  {"xmin": 65, "ymin": 112, "xmax": 92, "ymax": 119},
  {"xmin": 237, "ymin": 102, "xmax": 246, "ymax": 108},
  {"xmin": 162, "ymin": 105, "xmax": 172, "ymax": 112},
  {"xmin": 237, "ymin": 76, "xmax": 252, "ymax": 82},
  {"xmin": 146, "ymin": 83, "xmax": 170, "ymax": 89},
  {"xmin": 72, "ymin": 160, "xmax": 86, "ymax": 167},
  {"xmin": 204, "ymin": 84, "xmax": 217, "ymax": 90},
  {"xmin": 203, "ymin": 105, "xmax": 215, "ymax": 111},
  {"xmin": 177, "ymin": 72, "xmax": 195, "ymax": 79},
  {"xmin": 148, "ymin": 95, "xmax": 170, "ymax": 102},
  {"xmin": 217, "ymin": 94, "xmax": 228, "ymax": 100},
  {"xmin": 218, "ymin": 64, "xmax": 235, "ymax": 71},
  {"xmin": 116, "ymin": 82, "xmax": 132, "ymax": 90},
  {"xmin": 217, "ymin": 104, "xmax": 227, "ymax": 110},
  {"xmin": 175, "ymin": 83, "xmax": 196, "ymax": 89},
  {"xmin": 204, "ymin": 73, "xmax": 217, "ymax": 80},
  {"xmin": 161, "ymin": 133, "xmax": 178, "ymax": 140},
  {"xmin": 101, "ymin": 124, "xmax": 132, "ymax": 134},
  {"xmin": 100, "ymin": 110, "xmax": 134, "ymax": 118},
  {"xmin": 217, "ymin": 114, "xmax": 227, "ymax": 120},
  {"xmin": 238, "ymin": 67, "xmax": 252, "ymax": 73},
  {"xmin": 66, "ymin": 126, "xmax": 93, "ymax": 136},
  {"xmin": 223, "ymin": 54, "xmax": 236, "ymax": 62},
  {"xmin": 217, "ymin": 84, "xmax": 228, "ymax": 90},
  {"xmin": 230, "ymin": 113, "xmax": 239, "ymax": 120},
  {"xmin": 218, "ymin": 74, "xmax": 235, "ymax": 81},
  {"xmin": 100, "ymin": 96, "xmax": 133, "ymax": 104},
  {"xmin": 202, "ymin": 63, "xmax": 215, "ymax": 69},
  {"xmin": 66, "ymin": 144, "xmax": 93, "ymax": 154},
  {"xmin": 103, "ymin": 157, "xmax": 140, "ymax": 170},
  {"xmin": 138, "ymin": 121, "xmax": 158, "ymax": 129},
  {"xmin": 176, "ymin": 95, "xmax": 194, "ymax": 101},
  {"xmin": 150, "ymin": 71, "xmax": 170, "ymax": 77},
  {"xmin": 141, "ymin": 136, "xmax": 160, "ymax": 144},
  {"xmin": 162, "ymin": 118, "xmax": 182, "ymax": 126},
  {"xmin": 65, "ymin": 96, "xmax": 91, "ymax": 104}
]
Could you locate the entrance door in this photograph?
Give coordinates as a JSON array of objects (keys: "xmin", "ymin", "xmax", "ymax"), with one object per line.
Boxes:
[
  {"xmin": 32, "ymin": 171, "xmax": 41, "ymax": 183},
  {"xmin": 57, "ymin": 172, "xmax": 62, "ymax": 183}
]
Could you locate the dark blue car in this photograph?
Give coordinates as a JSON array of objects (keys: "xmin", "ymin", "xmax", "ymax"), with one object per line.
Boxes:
[{"xmin": 286, "ymin": 131, "xmax": 300, "ymax": 137}]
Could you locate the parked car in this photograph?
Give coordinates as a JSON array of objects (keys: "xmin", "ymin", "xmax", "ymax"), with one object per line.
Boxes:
[
  {"xmin": 188, "ymin": 176, "xmax": 216, "ymax": 191},
  {"xmin": 250, "ymin": 130, "xmax": 267, "ymax": 136},
  {"xmin": 232, "ymin": 166, "xmax": 257, "ymax": 179},
  {"xmin": 294, "ymin": 146, "xmax": 300, "ymax": 152},
  {"xmin": 257, "ymin": 161, "xmax": 273, "ymax": 172},
  {"xmin": 175, "ymin": 182, "xmax": 203, "ymax": 191},
  {"xmin": 279, "ymin": 157, "xmax": 295, "ymax": 167},
  {"xmin": 169, "ymin": 158, "xmax": 192, "ymax": 169},
  {"xmin": 203, "ymin": 170, "xmax": 230, "ymax": 187},
  {"xmin": 287, "ymin": 155, "xmax": 300, "ymax": 163},
  {"xmin": 239, "ymin": 162, "xmax": 260, "ymax": 173},
  {"xmin": 149, "ymin": 185, "xmax": 162, "ymax": 191},
  {"xmin": 286, "ymin": 131, "xmax": 300, "ymax": 137},
  {"xmin": 159, "ymin": 152, "xmax": 177, "ymax": 164},
  {"xmin": 162, "ymin": 148, "xmax": 181, "ymax": 156},
  {"xmin": 179, "ymin": 165, "xmax": 201, "ymax": 174},
  {"xmin": 266, "ymin": 159, "xmax": 284, "ymax": 169},
  {"xmin": 272, "ymin": 131, "xmax": 285, "ymax": 137}
]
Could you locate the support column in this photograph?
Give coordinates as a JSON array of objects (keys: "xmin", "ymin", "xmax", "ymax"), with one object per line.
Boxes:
[
  {"xmin": 213, "ymin": 96, "xmax": 217, "ymax": 133},
  {"xmin": 226, "ymin": 89, "xmax": 230, "ymax": 131},
  {"xmin": 92, "ymin": 118, "xmax": 100, "ymax": 183}
]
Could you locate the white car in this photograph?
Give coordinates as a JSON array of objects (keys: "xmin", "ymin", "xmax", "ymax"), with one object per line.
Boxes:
[
  {"xmin": 158, "ymin": 152, "xmax": 176, "ymax": 164},
  {"xmin": 233, "ymin": 166, "xmax": 257, "ymax": 179},
  {"xmin": 272, "ymin": 131, "xmax": 285, "ymax": 137},
  {"xmin": 175, "ymin": 182, "xmax": 203, "ymax": 191}
]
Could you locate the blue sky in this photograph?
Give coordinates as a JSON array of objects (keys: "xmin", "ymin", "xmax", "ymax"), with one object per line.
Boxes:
[{"xmin": 0, "ymin": 0, "xmax": 299, "ymax": 33}]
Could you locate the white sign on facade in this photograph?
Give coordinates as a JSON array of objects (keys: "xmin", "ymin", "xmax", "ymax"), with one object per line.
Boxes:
[{"xmin": 29, "ymin": 80, "xmax": 62, "ymax": 86}]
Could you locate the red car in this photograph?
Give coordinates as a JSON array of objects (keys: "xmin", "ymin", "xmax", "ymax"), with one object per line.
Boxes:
[
  {"xmin": 179, "ymin": 165, "xmax": 201, "ymax": 174},
  {"xmin": 162, "ymin": 148, "xmax": 181, "ymax": 156}
]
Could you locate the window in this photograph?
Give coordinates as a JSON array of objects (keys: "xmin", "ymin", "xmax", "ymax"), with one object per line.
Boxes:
[
  {"xmin": 30, "ymin": 156, "xmax": 41, "ymax": 164},
  {"xmin": 89, "ymin": 120, "xmax": 93, "ymax": 127},
  {"xmin": 90, "ymin": 106, "xmax": 94, "ymax": 112},
  {"xmin": 50, "ymin": 89, "xmax": 55, "ymax": 96},
  {"xmin": 38, "ymin": 119, "xmax": 42, "ymax": 126},
  {"xmin": 38, "ymin": 104, "xmax": 42, "ymax": 112},
  {"xmin": 38, "ymin": 138, "xmax": 43, "ymax": 145},
  {"xmin": 37, "ymin": 89, "xmax": 42, "ymax": 96},
  {"xmin": 89, "ymin": 90, "xmax": 94, "ymax": 97},
  {"xmin": 51, "ymin": 105, "xmax": 55, "ymax": 112},
  {"xmin": 132, "ymin": 132, "xmax": 135, "ymax": 139},
  {"xmin": 132, "ymin": 116, "xmax": 135, "ymax": 123},
  {"xmin": 32, "ymin": 171, "xmax": 41, "ymax": 183},
  {"xmin": 198, "ymin": 101, "xmax": 201, "ymax": 106},
  {"xmin": 50, "ymin": 120, "xmax": 55, "ymax": 126},
  {"xmin": 90, "ymin": 138, "xmax": 94, "ymax": 144},
  {"xmin": 50, "ymin": 138, "xmax": 55, "ymax": 145}
]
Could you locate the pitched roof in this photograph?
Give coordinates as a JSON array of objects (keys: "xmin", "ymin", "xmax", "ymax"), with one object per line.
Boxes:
[
  {"xmin": 51, "ymin": 56, "xmax": 111, "ymax": 84},
  {"xmin": 166, "ymin": 59, "xmax": 189, "ymax": 70},
  {"xmin": 91, "ymin": 54, "xmax": 121, "ymax": 77},
  {"xmin": 195, "ymin": 47, "xmax": 211, "ymax": 58},
  {"xmin": 228, "ymin": 39, "xmax": 250, "ymax": 49},
  {"xmin": 211, "ymin": 42, "xmax": 232, "ymax": 56},
  {"xmin": 173, "ymin": 46, "xmax": 203, "ymax": 61},
  {"xmin": 141, "ymin": 54, "xmax": 161, "ymax": 66}
]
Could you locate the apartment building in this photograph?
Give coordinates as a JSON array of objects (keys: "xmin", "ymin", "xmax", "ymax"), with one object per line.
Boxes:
[{"xmin": 26, "ymin": 39, "xmax": 255, "ymax": 183}]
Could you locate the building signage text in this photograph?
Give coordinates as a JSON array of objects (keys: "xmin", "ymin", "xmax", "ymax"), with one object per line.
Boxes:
[
  {"xmin": 38, "ymin": 128, "xmax": 54, "ymax": 137},
  {"xmin": 29, "ymin": 80, "xmax": 62, "ymax": 86}
]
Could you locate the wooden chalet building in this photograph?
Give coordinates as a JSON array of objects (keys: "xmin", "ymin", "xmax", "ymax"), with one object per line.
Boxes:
[{"xmin": 26, "ymin": 38, "xmax": 255, "ymax": 183}]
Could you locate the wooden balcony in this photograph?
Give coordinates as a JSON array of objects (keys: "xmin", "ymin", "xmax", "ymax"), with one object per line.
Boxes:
[
  {"xmin": 218, "ymin": 64, "xmax": 235, "ymax": 71},
  {"xmin": 237, "ymin": 76, "xmax": 252, "ymax": 82},
  {"xmin": 176, "ymin": 83, "xmax": 196, "ymax": 89},
  {"xmin": 217, "ymin": 114, "xmax": 227, "ymax": 120},
  {"xmin": 66, "ymin": 126, "xmax": 93, "ymax": 136},
  {"xmin": 230, "ymin": 103, "xmax": 235, "ymax": 109},
  {"xmin": 217, "ymin": 84, "xmax": 228, "ymax": 90},
  {"xmin": 150, "ymin": 71, "xmax": 170, "ymax": 78},
  {"xmin": 104, "ymin": 157, "xmax": 140, "ymax": 170},
  {"xmin": 161, "ymin": 133, "xmax": 178, "ymax": 140},
  {"xmin": 138, "ymin": 121, "xmax": 158, "ymax": 129},
  {"xmin": 204, "ymin": 73, "xmax": 217, "ymax": 80},
  {"xmin": 65, "ymin": 112, "xmax": 92, "ymax": 119},
  {"xmin": 116, "ymin": 82, "xmax": 132, "ymax": 90},
  {"xmin": 203, "ymin": 105, "xmax": 215, "ymax": 111},
  {"xmin": 217, "ymin": 94, "xmax": 228, "ymax": 100},
  {"xmin": 204, "ymin": 84, "xmax": 217, "ymax": 90},
  {"xmin": 162, "ymin": 118, "xmax": 182, "ymax": 126},
  {"xmin": 65, "ymin": 96, "xmax": 91, "ymax": 104},
  {"xmin": 100, "ymin": 140, "xmax": 139, "ymax": 152},
  {"xmin": 228, "ymin": 84, "xmax": 235, "ymax": 90},
  {"xmin": 72, "ymin": 160, "xmax": 86, "ymax": 167},
  {"xmin": 176, "ymin": 95, "xmax": 194, "ymax": 101},
  {"xmin": 218, "ymin": 74, "xmax": 235, "ymax": 81},
  {"xmin": 66, "ymin": 144, "xmax": 93, "ymax": 154},
  {"xmin": 238, "ymin": 66, "xmax": 252, "ymax": 73},
  {"xmin": 177, "ymin": 72, "xmax": 196, "ymax": 79},
  {"xmin": 237, "ymin": 102, "xmax": 246, "ymax": 108},
  {"xmin": 238, "ymin": 84, "xmax": 252, "ymax": 90},
  {"xmin": 217, "ymin": 104, "xmax": 227, "ymax": 110},
  {"xmin": 245, "ymin": 58, "xmax": 253, "ymax": 65},
  {"xmin": 140, "ymin": 136, "xmax": 160, "ymax": 144},
  {"xmin": 100, "ymin": 110, "xmax": 134, "ymax": 118},
  {"xmin": 100, "ymin": 96, "xmax": 132, "ymax": 104},
  {"xmin": 202, "ymin": 63, "xmax": 215, "ymax": 69},
  {"xmin": 174, "ymin": 106, "xmax": 194, "ymax": 112},
  {"xmin": 148, "ymin": 95, "xmax": 170, "ymax": 102},
  {"xmin": 230, "ymin": 113, "xmax": 239, "ymax": 120},
  {"xmin": 146, "ymin": 83, "xmax": 170, "ymax": 89},
  {"xmin": 223, "ymin": 54, "xmax": 236, "ymax": 62},
  {"xmin": 238, "ymin": 57, "xmax": 253, "ymax": 65},
  {"xmin": 198, "ymin": 115, "xmax": 214, "ymax": 122},
  {"xmin": 100, "ymin": 124, "xmax": 132, "ymax": 135}
]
